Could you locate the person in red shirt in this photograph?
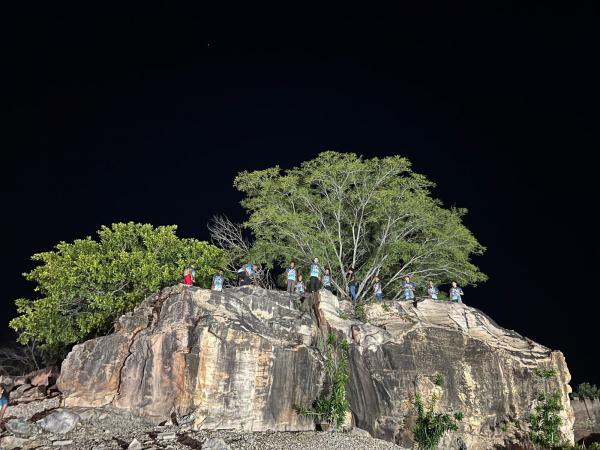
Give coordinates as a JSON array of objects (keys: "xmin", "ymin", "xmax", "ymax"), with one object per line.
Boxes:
[{"xmin": 183, "ymin": 267, "xmax": 193, "ymax": 285}]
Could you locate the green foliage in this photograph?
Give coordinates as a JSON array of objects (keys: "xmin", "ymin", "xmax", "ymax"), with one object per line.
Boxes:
[
  {"xmin": 573, "ymin": 382, "xmax": 600, "ymax": 400},
  {"xmin": 527, "ymin": 367, "xmax": 564, "ymax": 448},
  {"xmin": 533, "ymin": 367, "xmax": 556, "ymax": 380},
  {"xmin": 10, "ymin": 223, "xmax": 225, "ymax": 359},
  {"xmin": 234, "ymin": 152, "xmax": 486, "ymax": 302},
  {"xmin": 296, "ymin": 333, "xmax": 350, "ymax": 428},
  {"xmin": 433, "ymin": 373, "xmax": 445, "ymax": 387},
  {"xmin": 528, "ymin": 391, "xmax": 563, "ymax": 448},
  {"xmin": 354, "ymin": 302, "xmax": 368, "ymax": 323},
  {"xmin": 382, "ymin": 302, "xmax": 391, "ymax": 312},
  {"xmin": 412, "ymin": 393, "xmax": 463, "ymax": 450}
]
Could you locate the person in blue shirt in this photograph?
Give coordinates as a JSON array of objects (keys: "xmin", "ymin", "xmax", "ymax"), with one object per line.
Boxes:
[
  {"xmin": 322, "ymin": 268, "xmax": 332, "ymax": 292},
  {"xmin": 402, "ymin": 276, "xmax": 416, "ymax": 301},
  {"xmin": 0, "ymin": 384, "xmax": 9, "ymax": 423},
  {"xmin": 212, "ymin": 272, "xmax": 224, "ymax": 291},
  {"xmin": 449, "ymin": 281, "xmax": 464, "ymax": 303},
  {"xmin": 309, "ymin": 257, "xmax": 321, "ymax": 293},
  {"xmin": 295, "ymin": 274, "xmax": 305, "ymax": 294},
  {"xmin": 373, "ymin": 276, "xmax": 383, "ymax": 301},
  {"xmin": 427, "ymin": 281, "xmax": 439, "ymax": 300},
  {"xmin": 238, "ymin": 262, "xmax": 255, "ymax": 287},
  {"xmin": 285, "ymin": 261, "xmax": 297, "ymax": 294}
]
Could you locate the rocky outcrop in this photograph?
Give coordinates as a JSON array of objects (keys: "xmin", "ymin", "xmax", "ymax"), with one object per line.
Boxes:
[
  {"xmin": 320, "ymin": 291, "xmax": 574, "ymax": 449},
  {"xmin": 572, "ymin": 398, "xmax": 600, "ymax": 443},
  {"xmin": 0, "ymin": 366, "xmax": 60, "ymax": 405},
  {"xmin": 58, "ymin": 285, "xmax": 324, "ymax": 431},
  {"xmin": 58, "ymin": 286, "xmax": 574, "ymax": 449}
]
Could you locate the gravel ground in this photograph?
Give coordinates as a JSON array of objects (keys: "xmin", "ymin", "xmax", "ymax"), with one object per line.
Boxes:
[{"xmin": 1, "ymin": 404, "xmax": 408, "ymax": 450}]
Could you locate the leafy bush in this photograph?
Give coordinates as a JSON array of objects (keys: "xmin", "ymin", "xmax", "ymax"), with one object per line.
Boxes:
[
  {"xmin": 296, "ymin": 333, "xmax": 350, "ymax": 428},
  {"xmin": 433, "ymin": 373, "xmax": 445, "ymax": 387},
  {"xmin": 527, "ymin": 367, "xmax": 564, "ymax": 448},
  {"xmin": 10, "ymin": 222, "xmax": 225, "ymax": 361},
  {"xmin": 412, "ymin": 393, "xmax": 463, "ymax": 450}
]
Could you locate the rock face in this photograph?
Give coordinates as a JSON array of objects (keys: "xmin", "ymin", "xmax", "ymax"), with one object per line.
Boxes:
[
  {"xmin": 58, "ymin": 285, "xmax": 324, "ymax": 431},
  {"xmin": 572, "ymin": 398, "xmax": 600, "ymax": 443},
  {"xmin": 320, "ymin": 292, "xmax": 574, "ymax": 449},
  {"xmin": 58, "ymin": 286, "xmax": 574, "ymax": 449}
]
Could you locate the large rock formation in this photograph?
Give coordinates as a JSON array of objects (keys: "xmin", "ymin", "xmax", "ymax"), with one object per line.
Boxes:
[
  {"xmin": 58, "ymin": 286, "xmax": 574, "ymax": 449},
  {"xmin": 320, "ymin": 292, "xmax": 574, "ymax": 449},
  {"xmin": 58, "ymin": 285, "xmax": 324, "ymax": 431}
]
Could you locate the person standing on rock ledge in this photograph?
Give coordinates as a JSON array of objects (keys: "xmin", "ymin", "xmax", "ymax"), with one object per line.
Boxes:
[
  {"xmin": 322, "ymin": 268, "xmax": 332, "ymax": 292},
  {"xmin": 402, "ymin": 275, "xmax": 416, "ymax": 301},
  {"xmin": 0, "ymin": 384, "xmax": 9, "ymax": 423},
  {"xmin": 309, "ymin": 257, "xmax": 321, "ymax": 292},
  {"xmin": 373, "ymin": 276, "xmax": 383, "ymax": 300},
  {"xmin": 295, "ymin": 274, "xmax": 305, "ymax": 293},
  {"xmin": 182, "ymin": 267, "xmax": 193, "ymax": 286},
  {"xmin": 450, "ymin": 281, "xmax": 464, "ymax": 303},
  {"xmin": 348, "ymin": 273, "xmax": 358, "ymax": 304},
  {"xmin": 427, "ymin": 281, "xmax": 439, "ymax": 300},
  {"xmin": 211, "ymin": 271, "xmax": 224, "ymax": 291},
  {"xmin": 285, "ymin": 261, "xmax": 297, "ymax": 294}
]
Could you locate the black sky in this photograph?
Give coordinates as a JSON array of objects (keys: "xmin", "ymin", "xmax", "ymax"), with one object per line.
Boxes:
[{"xmin": 3, "ymin": 2, "xmax": 599, "ymax": 385}]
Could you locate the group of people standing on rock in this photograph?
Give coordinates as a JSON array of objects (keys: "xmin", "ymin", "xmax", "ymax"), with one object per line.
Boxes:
[{"xmin": 182, "ymin": 258, "xmax": 466, "ymax": 304}]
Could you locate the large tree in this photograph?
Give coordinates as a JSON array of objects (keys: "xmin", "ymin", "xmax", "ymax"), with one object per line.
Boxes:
[
  {"xmin": 10, "ymin": 222, "xmax": 225, "ymax": 358},
  {"xmin": 234, "ymin": 151, "xmax": 486, "ymax": 301}
]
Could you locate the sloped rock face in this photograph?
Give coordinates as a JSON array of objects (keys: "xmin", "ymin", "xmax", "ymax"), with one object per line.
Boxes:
[
  {"xmin": 58, "ymin": 286, "xmax": 574, "ymax": 448},
  {"xmin": 58, "ymin": 285, "xmax": 324, "ymax": 431},
  {"xmin": 319, "ymin": 291, "xmax": 574, "ymax": 449}
]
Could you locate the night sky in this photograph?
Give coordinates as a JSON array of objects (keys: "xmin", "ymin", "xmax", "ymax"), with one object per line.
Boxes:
[{"xmin": 3, "ymin": 3, "xmax": 599, "ymax": 385}]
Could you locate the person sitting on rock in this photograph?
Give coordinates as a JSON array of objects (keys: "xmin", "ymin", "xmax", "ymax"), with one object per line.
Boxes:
[
  {"xmin": 322, "ymin": 268, "xmax": 332, "ymax": 292},
  {"xmin": 0, "ymin": 384, "xmax": 9, "ymax": 423},
  {"xmin": 450, "ymin": 281, "xmax": 464, "ymax": 303},
  {"xmin": 182, "ymin": 267, "xmax": 193, "ymax": 286},
  {"xmin": 295, "ymin": 274, "xmax": 305, "ymax": 294},
  {"xmin": 285, "ymin": 261, "xmax": 297, "ymax": 294},
  {"xmin": 211, "ymin": 271, "xmax": 224, "ymax": 291},
  {"xmin": 309, "ymin": 257, "xmax": 321, "ymax": 293},
  {"xmin": 427, "ymin": 281, "xmax": 439, "ymax": 300},
  {"xmin": 373, "ymin": 276, "xmax": 383, "ymax": 301},
  {"xmin": 402, "ymin": 276, "xmax": 416, "ymax": 301}
]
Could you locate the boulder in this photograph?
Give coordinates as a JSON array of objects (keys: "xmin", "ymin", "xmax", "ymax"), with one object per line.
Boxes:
[
  {"xmin": 58, "ymin": 286, "xmax": 323, "ymax": 431},
  {"xmin": 319, "ymin": 291, "xmax": 574, "ymax": 449},
  {"xmin": 127, "ymin": 438, "xmax": 143, "ymax": 450},
  {"xmin": 37, "ymin": 409, "xmax": 80, "ymax": 434},
  {"xmin": 57, "ymin": 285, "xmax": 574, "ymax": 448},
  {"xmin": 0, "ymin": 435, "xmax": 31, "ymax": 450},
  {"xmin": 4, "ymin": 417, "xmax": 39, "ymax": 437},
  {"xmin": 29, "ymin": 366, "xmax": 60, "ymax": 387},
  {"xmin": 15, "ymin": 385, "xmax": 47, "ymax": 402},
  {"xmin": 202, "ymin": 437, "xmax": 231, "ymax": 450}
]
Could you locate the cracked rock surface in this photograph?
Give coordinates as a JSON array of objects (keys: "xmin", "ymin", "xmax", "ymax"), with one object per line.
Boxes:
[
  {"xmin": 319, "ymin": 290, "xmax": 574, "ymax": 449},
  {"xmin": 56, "ymin": 285, "xmax": 573, "ymax": 449}
]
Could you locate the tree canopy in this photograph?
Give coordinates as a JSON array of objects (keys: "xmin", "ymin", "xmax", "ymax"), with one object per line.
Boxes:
[
  {"xmin": 10, "ymin": 222, "xmax": 225, "ymax": 357},
  {"xmin": 234, "ymin": 151, "xmax": 486, "ymax": 300}
]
